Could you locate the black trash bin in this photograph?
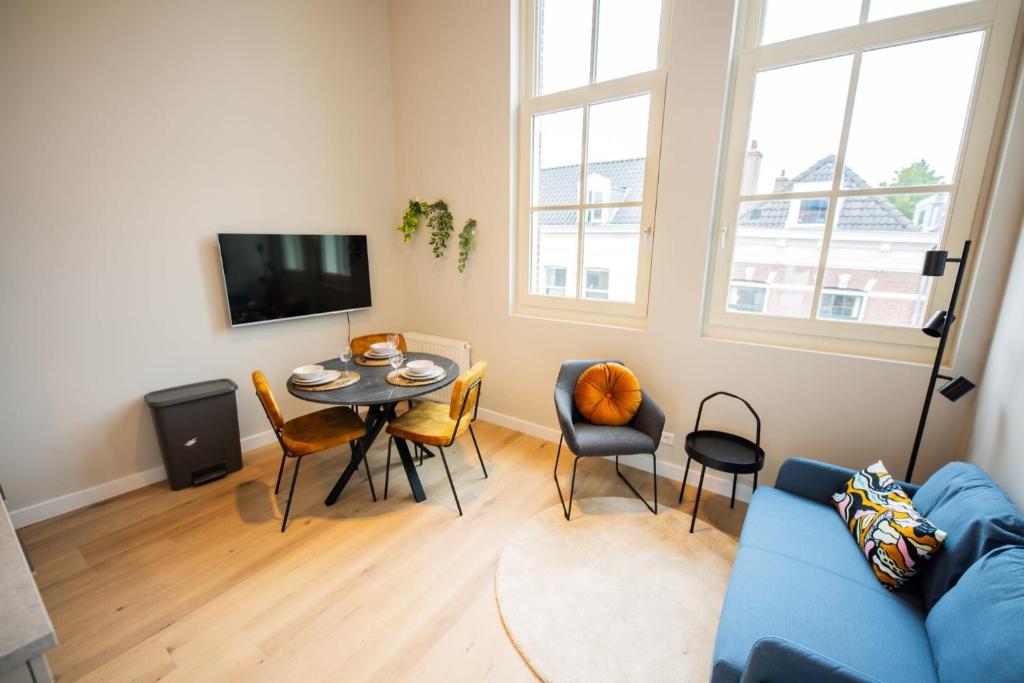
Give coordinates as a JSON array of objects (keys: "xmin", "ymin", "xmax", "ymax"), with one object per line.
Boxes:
[{"xmin": 144, "ymin": 379, "xmax": 242, "ymax": 490}]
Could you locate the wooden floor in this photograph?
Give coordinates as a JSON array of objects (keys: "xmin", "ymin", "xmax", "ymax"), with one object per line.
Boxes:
[{"xmin": 19, "ymin": 421, "xmax": 747, "ymax": 682}]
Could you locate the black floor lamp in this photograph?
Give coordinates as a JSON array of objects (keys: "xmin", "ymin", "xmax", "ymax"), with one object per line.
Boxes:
[{"xmin": 905, "ymin": 239, "xmax": 977, "ymax": 483}]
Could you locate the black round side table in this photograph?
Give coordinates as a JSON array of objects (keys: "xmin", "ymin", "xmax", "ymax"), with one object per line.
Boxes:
[{"xmin": 678, "ymin": 392, "xmax": 765, "ymax": 533}]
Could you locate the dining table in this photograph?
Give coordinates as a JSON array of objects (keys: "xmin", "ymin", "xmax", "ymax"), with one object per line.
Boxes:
[{"xmin": 286, "ymin": 352, "xmax": 459, "ymax": 506}]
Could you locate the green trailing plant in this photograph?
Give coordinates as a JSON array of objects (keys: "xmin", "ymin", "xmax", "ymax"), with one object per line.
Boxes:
[
  {"xmin": 427, "ymin": 200, "xmax": 454, "ymax": 258},
  {"xmin": 396, "ymin": 199, "xmax": 429, "ymax": 242},
  {"xmin": 458, "ymin": 218, "xmax": 476, "ymax": 273}
]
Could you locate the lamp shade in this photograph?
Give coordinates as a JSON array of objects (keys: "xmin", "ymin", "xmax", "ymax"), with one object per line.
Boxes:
[
  {"xmin": 922, "ymin": 250, "xmax": 949, "ymax": 276},
  {"xmin": 922, "ymin": 310, "xmax": 952, "ymax": 338},
  {"xmin": 939, "ymin": 376, "xmax": 976, "ymax": 401}
]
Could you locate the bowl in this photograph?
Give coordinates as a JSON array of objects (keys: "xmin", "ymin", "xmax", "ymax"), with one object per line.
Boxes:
[
  {"xmin": 405, "ymin": 360, "xmax": 435, "ymax": 375},
  {"xmin": 292, "ymin": 364, "xmax": 324, "ymax": 381},
  {"xmin": 370, "ymin": 342, "xmax": 396, "ymax": 355}
]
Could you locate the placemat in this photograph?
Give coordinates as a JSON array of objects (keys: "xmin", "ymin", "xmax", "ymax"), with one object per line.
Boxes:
[
  {"xmin": 385, "ymin": 369, "xmax": 447, "ymax": 387},
  {"xmin": 355, "ymin": 355, "xmax": 394, "ymax": 367},
  {"xmin": 293, "ymin": 372, "xmax": 361, "ymax": 392}
]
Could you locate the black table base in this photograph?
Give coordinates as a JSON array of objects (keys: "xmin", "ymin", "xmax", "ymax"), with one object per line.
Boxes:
[{"xmin": 324, "ymin": 402, "xmax": 425, "ymax": 506}]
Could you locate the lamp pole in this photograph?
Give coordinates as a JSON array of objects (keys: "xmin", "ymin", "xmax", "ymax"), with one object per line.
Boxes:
[{"xmin": 905, "ymin": 239, "xmax": 971, "ymax": 483}]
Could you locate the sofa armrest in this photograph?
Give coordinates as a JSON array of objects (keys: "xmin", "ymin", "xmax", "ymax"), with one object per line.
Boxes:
[
  {"xmin": 776, "ymin": 457, "xmax": 920, "ymax": 503},
  {"xmin": 740, "ymin": 637, "xmax": 880, "ymax": 683}
]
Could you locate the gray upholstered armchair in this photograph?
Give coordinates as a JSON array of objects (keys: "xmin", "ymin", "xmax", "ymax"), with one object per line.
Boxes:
[{"xmin": 553, "ymin": 359, "xmax": 666, "ymax": 520}]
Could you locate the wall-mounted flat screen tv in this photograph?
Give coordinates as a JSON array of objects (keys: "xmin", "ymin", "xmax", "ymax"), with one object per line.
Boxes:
[{"xmin": 217, "ymin": 233, "xmax": 371, "ymax": 327}]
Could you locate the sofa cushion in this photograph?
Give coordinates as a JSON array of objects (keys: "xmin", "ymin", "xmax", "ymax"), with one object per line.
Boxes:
[
  {"xmin": 739, "ymin": 488, "xmax": 896, "ymax": 593},
  {"xmin": 925, "ymin": 546, "xmax": 1024, "ymax": 683},
  {"xmin": 832, "ymin": 461, "xmax": 946, "ymax": 590},
  {"xmin": 912, "ymin": 462, "xmax": 1024, "ymax": 608},
  {"xmin": 713, "ymin": 545, "xmax": 937, "ymax": 683}
]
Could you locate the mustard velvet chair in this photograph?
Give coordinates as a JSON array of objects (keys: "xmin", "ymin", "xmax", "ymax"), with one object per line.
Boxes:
[
  {"xmin": 252, "ymin": 370, "xmax": 372, "ymax": 532},
  {"xmin": 350, "ymin": 333, "xmax": 408, "ymax": 356},
  {"xmin": 383, "ymin": 362, "xmax": 487, "ymax": 516}
]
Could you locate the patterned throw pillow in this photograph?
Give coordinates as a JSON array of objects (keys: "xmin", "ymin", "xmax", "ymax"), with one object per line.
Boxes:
[{"xmin": 832, "ymin": 461, "xmax": 947, "ymax": 590}]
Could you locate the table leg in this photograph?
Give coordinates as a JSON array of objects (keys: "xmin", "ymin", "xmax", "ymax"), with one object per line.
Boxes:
[
  {"xmin": 391, "ymin": 437, "xmax": 426, "ymax": 503},
  {"xmin": 325, "ymin": 404, "xmax": 388, "ymax": 507}
]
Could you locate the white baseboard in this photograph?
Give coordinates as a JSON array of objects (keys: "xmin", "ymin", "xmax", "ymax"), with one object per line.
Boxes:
[
  {"xmin": 9, "ymin": 431, "xmax": 276, "ymax": 529},
  {"xmin": 477, "ymin": 408, "xmax": 754, "ymax": 504}
]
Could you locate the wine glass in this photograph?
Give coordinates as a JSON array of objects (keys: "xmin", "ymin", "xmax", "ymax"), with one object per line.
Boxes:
[
  {"xmin": 387, "ymin": 333, "xmax": 399, "ymax": 353},
  {"xmin": 338, "ymin": 344, "xmax": 353, "ymax": 379},
  {"xmin": 389, "ymin": 350, "xmax": 405, "ymax": 374}
]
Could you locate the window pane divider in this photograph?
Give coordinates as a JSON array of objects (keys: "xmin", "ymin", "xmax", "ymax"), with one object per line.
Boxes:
[
  {"xmin": 807, "ymin": 49, "xmax": 864, "ymax": 322},
  {"xmin": 530, "ymin": 200, "xmax": 642, "ymax": 211},
  {"xmin": 738, "ymin": 184, "xmax": 956, "ymax": 202}
]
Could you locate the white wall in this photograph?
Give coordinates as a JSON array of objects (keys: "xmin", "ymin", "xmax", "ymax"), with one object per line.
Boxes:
[
  {"xmin": 971, "ymin": 220, "xmax": 1024, "ymax": 507},
  {"xmin": 388, "ymin": 0, "xmax": 1020, "ymax": 488},
  {"xmin": 0, "ymin": 0, "xmax": 403, "ymax": 512}
]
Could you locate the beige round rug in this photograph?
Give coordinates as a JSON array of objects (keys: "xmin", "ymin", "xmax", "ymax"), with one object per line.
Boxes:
[{"xmin": 495, "ymin": 497, "xmax": 738, "ymax": 682}]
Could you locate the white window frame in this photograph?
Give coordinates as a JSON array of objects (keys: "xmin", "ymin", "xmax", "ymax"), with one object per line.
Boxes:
[
  {"xmin": 515, "ymin": 0, "xmax": 672, "ymax": 326},
  {"xmin": 704, "ymin": 0, "xmax": 1021, "ymax": 361}
]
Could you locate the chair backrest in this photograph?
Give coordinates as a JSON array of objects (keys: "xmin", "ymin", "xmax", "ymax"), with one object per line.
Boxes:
[
  {"xmin": 350, "ymin": 333, "xmax": 408, "ymax": 356},
  {"xmin": 252, "ymin": 370, "xmax": 285, "ymax": 431},
  {"xmin": 450, "ymin": 361, "xmax": 487, "ymax": 421}
]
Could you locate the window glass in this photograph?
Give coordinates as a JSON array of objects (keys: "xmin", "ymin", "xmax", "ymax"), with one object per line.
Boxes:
[
  {"xmin": 533, "ymin": 107, "xmax": 584, "ymax": 206},
  {"xmin": 537, "ymin": 0, "xmax": 592, "ymax": 95},
  {"xmin": 595, "ymin": 0, "xmax": 661, "ymax": 82},
  {"xmin": 869, "ymin": 0, "xmax": 972, "ymax": 21},
  {"xmin": 843, "ymin": 32, "xmax": 983, "ymax": 189},
  {"xmin": 584, "ymin": 268, "xmax": 611, "ymax": 299},
  {"xmin": 583, "ymin": 206, "xmax": 640, "ymax": 303},
  {"xmin": 819, "ymin": 291, "xmax": 865, "ymax": 320},
  {"xmin": 760, "ymin": 0, "xmax": 861, "ymax": 45},
  {"xmin": 531, "ymin": 210, "xmax": 578, "ymax": 298},
  {"xmin": 586, "ymin": 94, "xmax": 650, "ymax": 200},
  {"xmin": 742, "ymin": 56, "xmax": 853, "ymax": 195},
  {"xmin": 729, "ymin": 284, "xmax": 768, "ymax": 313}
]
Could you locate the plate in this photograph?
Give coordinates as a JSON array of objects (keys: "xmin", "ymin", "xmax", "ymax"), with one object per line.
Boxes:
[
  {"xmin": 364, "ymin": 349, "xmax": 399, "ymax": 359},
  {"xmin": 292, "ymin": 369, "xmax": 343, "ymax": 385},
  {"xmin": 401, "ymin": 366, "xmax": 444, "ymax": 380}
]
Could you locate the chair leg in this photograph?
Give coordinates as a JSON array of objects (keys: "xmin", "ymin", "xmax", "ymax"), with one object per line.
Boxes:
[
  {"xmin": 281, "ymin": 457, "xmax": 302, "ymax": 533},
  {"xmin": 356, "ymin": 441, "xmax": 376, "ymax": 502},
  {"xmin": 437, "ymin": 447, "xmax": 463, "ymax": 516},
  {"xmin": 614, "ymin": 455, "xmax": 657, "ymax": 515},
  {"xmin": 689, "ymin": 465, "xmax": 707, "ymax": 534},
  {"xmin": 553, "ymin": 436, "xmax": 580, "ymax": 521},
  {"xmin": 418, "ymin": 443, "xmax": 423, "ymax": 466},
  {"xmin": 730, "ymin": 473, "xmax": 737, "ymax": 509},
  {"xmin": 753, "ymin": 471, "xmax": 758, "ymax": 492},
  {"xmin": 469, "ymin": 424, "xmax": 487, "ymax": 478},
  {"xmin": 384, "ymin": 437, "xmax": 392, "ymax": 500},
  {"xmin": 678, "ymin": 456, "xmax": 691, "ymax": 504},
  {"xmin": 274, "ymin": 450, "xmax": 287, "ymax": 495}
]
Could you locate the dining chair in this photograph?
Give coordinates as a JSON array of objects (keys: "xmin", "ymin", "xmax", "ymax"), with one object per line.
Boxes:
[
  {"xmin": 252, "ymin": 370, "xmax": 374, "ymax": 532},
  {"xmin": 553, "ymin": 359, "xmax": 665, "ymax": 520},
  {"xmin": 350, "ymin": 333, "xmax": 408, "ymax": 356},
  {"xmin": 382, "ymin": 361, "xmax": 487, "ymax": 516}
]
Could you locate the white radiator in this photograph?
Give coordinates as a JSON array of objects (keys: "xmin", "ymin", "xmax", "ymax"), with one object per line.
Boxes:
[{"xmin": 404, "ymin": 332, "xmax": 472, "ymax": 404}]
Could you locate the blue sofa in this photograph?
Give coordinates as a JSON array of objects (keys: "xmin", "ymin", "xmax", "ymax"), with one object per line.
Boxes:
[{"xmin": 711, "ymin": 457, "xmax": 1024, "ymax": 683}]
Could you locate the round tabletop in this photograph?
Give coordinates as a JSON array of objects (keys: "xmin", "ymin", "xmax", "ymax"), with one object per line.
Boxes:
[{"xmin": 286, "ymin": 352, "xmax": 459, "ymax": 407}]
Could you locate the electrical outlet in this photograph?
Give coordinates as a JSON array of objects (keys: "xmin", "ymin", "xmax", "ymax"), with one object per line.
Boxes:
[{"xmin": 661, "ymin": 431, "xmax": 675, "ymax": 446}]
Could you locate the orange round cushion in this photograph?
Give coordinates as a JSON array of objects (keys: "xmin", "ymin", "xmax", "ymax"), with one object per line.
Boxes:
[{"xmin": 573, "ymin": 363, "xmax": 642, "ymax": 426}]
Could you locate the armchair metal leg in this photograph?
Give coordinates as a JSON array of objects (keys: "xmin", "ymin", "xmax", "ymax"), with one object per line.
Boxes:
[
  {"xmin": 469, "ymin": 424, "xmax": 487, "ymax": 478},
  {"xmin": 384, "ymin": 437, "xmax": 393, "ymax": 500},
  {"xmin": 678, "ymin": 456, "xmax": 692, "ymax": 504},
  {"xmin": 281, "ymin": 457, "xmax": 302, "ymax": 533},
  {"xmin": 689, "ymin": 465, "xmax": 707, "ymax": 534},
  {"xmin": 753, "ymin": 471, "xmax": 758, "ymax": 492},
  {"xmin": 730, "ymin": 473, "xmax": 737, "ymax": 509},
  {"xmin": 437, "ymin": 446, "xmax": 463, "ymax": 516},
  {"xmin": 553, "ymin": 435, "xmax": 580, "ymax": 521},
  {"xmin": 274, "ymin": 450, "xmax": 287, "ymax": 495},
  {"xmin": 614, "ymin": 454, "xmax": 658, "ymax": 515},
  {"xmin": 356, "ymin": 441, "xmax": 376, "ymax": 502}
]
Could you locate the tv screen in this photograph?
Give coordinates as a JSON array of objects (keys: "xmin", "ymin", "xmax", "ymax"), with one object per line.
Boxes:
[{"xmin": 217, "ymin": 233, "xmax": 371, "ymax": 326}]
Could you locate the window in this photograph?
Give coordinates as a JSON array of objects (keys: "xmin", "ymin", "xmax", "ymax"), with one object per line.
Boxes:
[
  {"xmin": 516, "ymin": 0, "xmax": 670, "ymax": 324},
  {"xmin": 584, "ymin": 268, "xmax": 610, "ymax": 300},
  {"xmin": 798, "ymin": 198, "xmax": 828, "ymax": 224},
  {"xmin": 706, "ymin": 0, "xmax": 1019, "ymax": 360},
  {"xmin": 819, "ymin": 290, "xmax": 865, "ymax": 321},
  {"xmin": 729, "ymin": 282, "xmax": 768, "ymax": 313},
  {"xmin": 545, "ymin": 266, "xmax": 568, "ymax": 296}
]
